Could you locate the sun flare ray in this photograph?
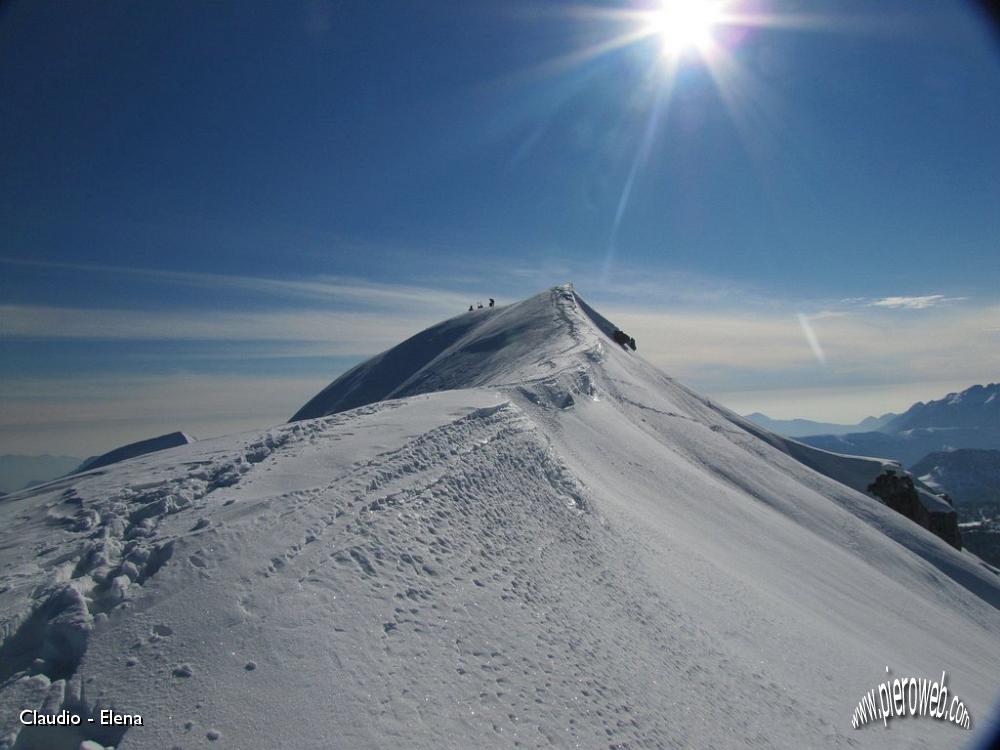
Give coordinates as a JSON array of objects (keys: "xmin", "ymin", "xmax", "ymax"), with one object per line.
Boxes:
[{"xmin": 497, "ymin": 1, "xmax": 847, "ymax": 277}]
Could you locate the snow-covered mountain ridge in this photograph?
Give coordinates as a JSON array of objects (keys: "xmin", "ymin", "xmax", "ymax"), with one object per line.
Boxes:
[
  {"xmin": 884, "ymin": 383, "xmax": 1000, "ymax": 433},
  {"xmin": 291, "ymin": 285, "xmax": 607, "ymax": 420},
  {"xmin": 294, "ymin": 285, "xmax": 961, "ymax": 547},
  {"xmin": 1, "ymin": 284, "xmax": 998, "ymax": 750}
]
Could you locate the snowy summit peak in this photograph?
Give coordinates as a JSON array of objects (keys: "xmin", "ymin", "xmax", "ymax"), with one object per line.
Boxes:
[{"xmin": 291, "ymin": 284, "xmax": 618, "ymax": 421}]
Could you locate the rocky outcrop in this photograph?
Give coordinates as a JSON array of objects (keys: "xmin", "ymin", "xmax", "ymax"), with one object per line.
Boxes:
[
  {"xmin": 927, "ymin": 510, "xmax": 962, "ymax": 550},
  {"xmin": 867, "ymin": 470, "xmax": 961, "ymax": 549}
]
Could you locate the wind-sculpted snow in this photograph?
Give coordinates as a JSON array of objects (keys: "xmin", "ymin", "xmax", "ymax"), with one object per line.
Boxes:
[
  {"xmin": 1, "ymin": 285, "xmax": 999, "ymax": 749},
  {"xmin": 0, "ymin": 423, "xmax": 305, "ymax": 749},
  {"xmin": 77, "ymin": 432, "xmax": 195, "ymax": 474}
]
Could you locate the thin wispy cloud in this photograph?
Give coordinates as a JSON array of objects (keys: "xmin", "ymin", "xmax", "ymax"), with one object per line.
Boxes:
[
  {"xmin": 0, "ymin": 257, "xmax": 472, "ymax": 312},
  {"xmin": 868, "ymin": 295, "xmax": 965, "ymax": 310},
  {"xmin": 0, "ymin": 304, "xmax": 439, "ymax": 353}
]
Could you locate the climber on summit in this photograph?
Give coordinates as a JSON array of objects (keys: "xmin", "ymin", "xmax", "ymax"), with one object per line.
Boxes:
[
  {"xmin": 489, "ymin": 298, "xmax": 495, "ymax": 308},
  {"xmin": 477, "ymin": 302, "xmax": 484, "ymax": 309},
  {"xmin": 468, "ymin": 305, "xmax": 474, "ymax": 312}
]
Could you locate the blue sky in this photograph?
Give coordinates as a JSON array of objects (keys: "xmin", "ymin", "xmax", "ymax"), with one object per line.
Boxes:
[{"xmin": 1, "ymin": 0, "xmax": 999, "ymax": 455}]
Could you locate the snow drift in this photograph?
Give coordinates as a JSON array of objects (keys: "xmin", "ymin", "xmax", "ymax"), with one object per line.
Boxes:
[
  {"xmin": 1, "ymin": 284, "xmax": 998, "ymax": 750},
  {"xmin": 77, "ymin": 432, "xmax": 195, "ymax": 473}
]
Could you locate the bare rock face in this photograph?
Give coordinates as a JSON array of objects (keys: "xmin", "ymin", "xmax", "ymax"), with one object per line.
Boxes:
[
  {"xmin": 867, "ymin": 470, "xmax": 961, "ymax": 549},
  {"xmin": 927, "ymin": 510, "xmax": 962, "ymax": 550}
]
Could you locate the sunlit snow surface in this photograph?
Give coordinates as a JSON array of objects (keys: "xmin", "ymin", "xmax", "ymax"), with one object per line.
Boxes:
[{"xmin": 1, "ymin": 285, "xmax": 998, "ymax": 749}]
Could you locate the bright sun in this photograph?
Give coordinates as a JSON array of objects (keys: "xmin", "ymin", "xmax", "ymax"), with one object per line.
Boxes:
[{"xmin": 649, "ymin": 0, "xmax": 723, "ymax": 55}]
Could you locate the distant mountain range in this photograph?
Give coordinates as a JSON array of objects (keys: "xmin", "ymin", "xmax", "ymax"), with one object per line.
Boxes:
[
  {"xmin": 885, "ymin": 383, "xmax": 999, "ymax": 433},
  {"xmin": 749, "ymin": 383, "xmax": 1000, "ymax": 467},
  {"xmin": 742, "ymin": 412, "xmax": 895, "ymax": 437},
  {"xmin": 911, "ymin": 449, "xmax": 1000, "ymax": 507}
]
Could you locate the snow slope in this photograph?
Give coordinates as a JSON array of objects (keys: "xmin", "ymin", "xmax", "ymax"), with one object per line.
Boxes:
[{"xmin": 1, "ymin": 285, "xmax": 998, "ymax": 750}]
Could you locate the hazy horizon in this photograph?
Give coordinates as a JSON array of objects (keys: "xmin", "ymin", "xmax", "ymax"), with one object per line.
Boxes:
[{"xmin": 1, "ymin": 292, "xmax": 992, "ymax": 456}]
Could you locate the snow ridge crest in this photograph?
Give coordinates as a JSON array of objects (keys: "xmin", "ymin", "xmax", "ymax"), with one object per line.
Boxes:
[{"xmin": 291, "ymin": 284, "xmax": 609, "ymax": 421}]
